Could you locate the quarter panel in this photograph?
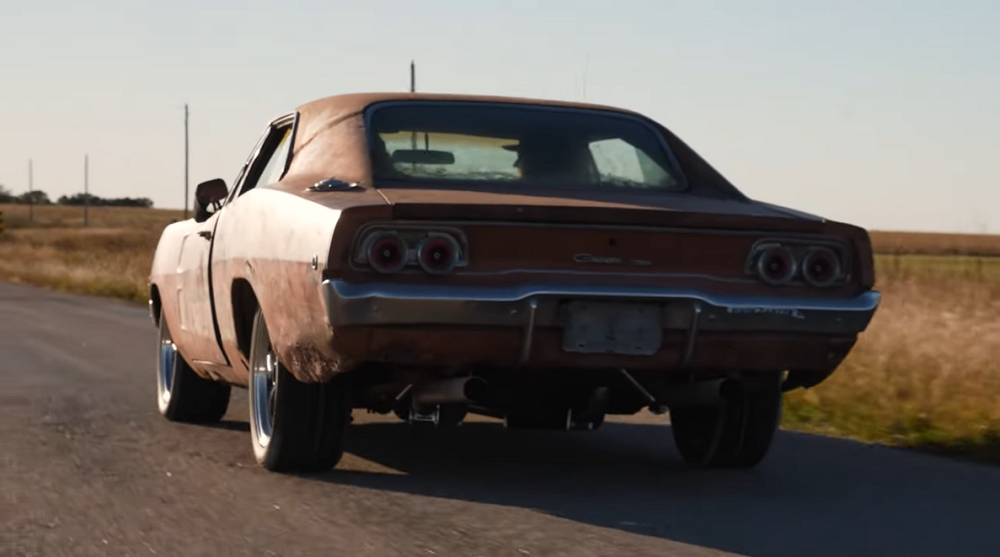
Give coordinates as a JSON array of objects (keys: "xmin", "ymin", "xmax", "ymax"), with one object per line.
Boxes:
[{"xmin": 210, "ymin": 188, "xmax": 346, "ymax": 383}]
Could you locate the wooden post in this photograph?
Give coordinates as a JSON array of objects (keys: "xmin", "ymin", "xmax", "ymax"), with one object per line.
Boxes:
[
  {"xmin": 410, "ymin": 61, "xmax": 417, "ymax": 152},
  {"xmin": 84, "ymin": 154, "xmax": 89, "ymax": 227},
  {"xmin": 184, "ymin": 103, "xmax": 189, "ymax": 220},
  {"xmin": 28, "ymin": 158, "xmax": 34, "ymax": 222}
]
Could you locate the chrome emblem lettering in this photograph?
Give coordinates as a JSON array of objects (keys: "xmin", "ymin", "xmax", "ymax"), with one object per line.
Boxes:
[
  {"xmin": 726, "ymin": 307, "xmax": 805, "ymax": 320},
  {"xmin": 573, "ymin": 253, "xmax": 652, "ymax": 266}
]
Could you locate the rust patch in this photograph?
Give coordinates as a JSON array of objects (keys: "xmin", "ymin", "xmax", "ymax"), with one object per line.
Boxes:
[{"xmin": 280, "ymin": 343, "xmax": 345, "ymax": 383}]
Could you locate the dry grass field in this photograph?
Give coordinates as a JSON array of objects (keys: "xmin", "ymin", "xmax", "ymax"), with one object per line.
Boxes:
[
  {"xmin": 0, "ymin": 204, "xmax": 181, "ymax": 303},
  {"xmin": 783, "ymin": 255, "xmax": 1000, "ymax": 462},
  {"xmin": 870, "ymin": 230, "xmax": 1000, "ymax": 257},
  {"xmin": 1, "ymin": 203, "xmax": 998, "ymax": 463}
]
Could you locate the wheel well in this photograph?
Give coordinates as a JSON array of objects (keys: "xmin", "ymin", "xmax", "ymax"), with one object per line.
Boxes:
[
  {"xmin": 149, "ymin": 285, "xmax": 162, "ymax": 324},
  {"xmin": 231, "ymin": 279, "xmax": 258, "ymax": 361}
]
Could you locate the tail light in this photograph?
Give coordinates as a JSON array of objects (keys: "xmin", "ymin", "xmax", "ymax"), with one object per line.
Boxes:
[
  {"xmin": 417, "ymin": 236, "xmax": 459, "ymax": 275},
  {"xmin": 367, "ymin": 233, "xmax": 407, "ymax": 274},
  {"xmin": 802, "ymin": 247, "xmax": 842, "ymax": 287},
  {"xmin": 746, "ymin": 239, "xmax": 850, "ymax": 287},
  {"xmin": 353, "ymin": 224, "xmax": 467, "ymax": 275},
  {"xmin": 756, "ymin": 246, "xmax": 797, "ymax": 286}
]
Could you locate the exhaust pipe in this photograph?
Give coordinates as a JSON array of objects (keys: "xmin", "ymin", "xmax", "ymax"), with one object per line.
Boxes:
[
  {"xmin": 619, "ymin": 369, "xmax": 728, "ymax": 411},
  {"xmin": 411, "ymin": 377, "xmax": 488, "ymax": 406}
]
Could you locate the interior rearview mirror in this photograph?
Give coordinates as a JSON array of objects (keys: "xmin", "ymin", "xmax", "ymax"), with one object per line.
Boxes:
[
  {"xmin": 194, "ymin": 178, "xmax": 228, "ymax": 223},
  {"xmin": 390, "ymin": 149, "xmax": 456, "ymax": 165}
]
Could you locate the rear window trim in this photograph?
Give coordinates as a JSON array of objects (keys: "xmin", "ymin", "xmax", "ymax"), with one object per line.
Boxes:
[{"xmin": 362, "ymin": 100, "xmax": 690, "ymax": 192}]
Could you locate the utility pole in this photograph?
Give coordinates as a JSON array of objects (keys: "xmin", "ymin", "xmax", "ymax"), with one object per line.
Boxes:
[
  {"xmin": 184, "ymin": 103, "xmax": 190, "ymax": 220},
  {"xmin": 410, "ymin": 61, "xmax": 417, "ymax": 151},
  {"xmin": 28, "ymin": 158, "xmax": 34, "ymax": 222},
  {"xmin": 84, "ymin": 154, "xmax": 89, "ymax": 227}
]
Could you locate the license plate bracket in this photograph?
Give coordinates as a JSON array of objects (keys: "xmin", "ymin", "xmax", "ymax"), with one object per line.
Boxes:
[{"xmin": 562, "ymin": 301, "xmax": 663, "ymax": 355}]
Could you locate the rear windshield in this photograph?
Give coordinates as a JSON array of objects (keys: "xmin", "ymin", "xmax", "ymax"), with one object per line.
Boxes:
[{"xmin": 368, "ymin": 103, "xmax": 685, "ymax": 192}]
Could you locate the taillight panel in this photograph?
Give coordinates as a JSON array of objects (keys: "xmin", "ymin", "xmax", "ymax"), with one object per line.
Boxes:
[
  {"xmin": 352, "ymin": 223, "xmax": 468, "ymax": 275},
  {"xmin": 755, "ymin": 245, "xmax": 798, "ymax": 286},
  {"xmin": 745, "ymin": 238, "xmax": 851, "ymax": 288},
  {"xmin": 416, "ymin": 235, "xmax": 460, "ymax": 275},
  {"xmin": 801, "ymin": 246, "xmax": 842, "ymax": 287},
  {"xmin": 366, "ymin": 233, "xmax": 408, "ymax": 274}
]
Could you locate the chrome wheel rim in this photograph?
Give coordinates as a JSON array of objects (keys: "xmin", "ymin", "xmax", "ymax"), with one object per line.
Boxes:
[
  {"xmin": 158, "ymin": 324, "xmax": 177, "ymax": 405},
  {"xmin": 252, "ymin": 342, "xmax": 278, "ymax": 448}
]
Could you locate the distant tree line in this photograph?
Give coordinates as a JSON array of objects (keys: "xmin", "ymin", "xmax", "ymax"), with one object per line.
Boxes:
[
  {"xmin": 0, "ymin": 185, "xmax": 153, "ymax": 208},
  {"xmin": 57, "ymin": 193, "xmax": 154, "ymax": 208}
]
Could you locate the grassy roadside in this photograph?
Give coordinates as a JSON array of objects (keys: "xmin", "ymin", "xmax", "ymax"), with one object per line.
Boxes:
[
  {"xmin": 783, "ymin": 255, "xmax": 1000, "ymax": 464},
  {"xmin": 0, "ymin": 204, "xmax": 180, "ymax": 303},
  {"xmin": 0, "ymin": 227, "xmax": 160, "ymax": 303},
  {"xmin": 1, "ymin": 204, "xmax": 998, "ymax": 463}
]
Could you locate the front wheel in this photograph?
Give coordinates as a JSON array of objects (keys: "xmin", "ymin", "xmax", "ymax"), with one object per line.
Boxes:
[
  {"xmin": 248, "ymin": 308, "xmax": 351, "ymax": 472},
  {"xmin": 157, "ymin": 312, "xmax": 230, "ymax": 422},
  {"xmin": 670, "ymin": 374, "xmax": 783, "ymax": 469}
]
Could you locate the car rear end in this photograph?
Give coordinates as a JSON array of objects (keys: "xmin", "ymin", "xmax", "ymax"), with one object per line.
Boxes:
[{"xmin": 319, "ymin": 99, "xmax": 879, "ymax": 437}]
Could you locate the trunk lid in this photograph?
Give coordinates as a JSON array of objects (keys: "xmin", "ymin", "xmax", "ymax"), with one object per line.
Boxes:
[{"xmin": 376, "ymin": 185, "xmax": 825, "ymax": 233}]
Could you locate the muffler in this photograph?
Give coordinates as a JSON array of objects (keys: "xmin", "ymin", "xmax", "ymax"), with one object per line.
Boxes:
[{"xmin": 411, "ymin": 377, "xmax": 488, "ymax": 406}]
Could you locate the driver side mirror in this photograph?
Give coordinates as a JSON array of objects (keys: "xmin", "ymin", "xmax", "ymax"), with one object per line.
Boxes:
[{"xmin": 193, "ymin": 178, "xmax": 228, "ymax": 223}]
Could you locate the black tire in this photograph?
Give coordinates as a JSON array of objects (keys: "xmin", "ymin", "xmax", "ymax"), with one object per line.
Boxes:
[
  {"xmin": 248, "ymin": 308, "xmax": 351, "ymax": 472},
  {"xmin": 156, "ymin": 312, "xmax": 231, "ymax": 423},
  {"xmin": 670, "ymin": 374, "xmax": 783, "ymax": 468}
]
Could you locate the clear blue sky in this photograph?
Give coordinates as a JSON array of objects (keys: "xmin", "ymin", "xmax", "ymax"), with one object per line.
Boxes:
[{"xmin": 2, "ymin": 0, "xmax": 997, "ymax": 232}]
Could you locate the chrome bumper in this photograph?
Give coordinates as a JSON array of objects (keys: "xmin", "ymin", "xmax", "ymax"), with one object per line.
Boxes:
[{"xmin": 320, "ymin": 279, "xmax": 880, "ymax": 336}]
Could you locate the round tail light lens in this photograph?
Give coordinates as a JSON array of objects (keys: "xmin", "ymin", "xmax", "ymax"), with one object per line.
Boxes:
[
  {"xmin": 368, "ymin": 234, "xmax": 407, "ymax": 273},
  {"xmin": 417, "ymin": 236, "xmax": 459, "ymax": 275},
  {"xmin": 802, "ymin": 247, "xmax": 842, "ymax": 287},
  {"xmin": 756, "ymin": 246, "xmax": 797, "ymax": 286}
]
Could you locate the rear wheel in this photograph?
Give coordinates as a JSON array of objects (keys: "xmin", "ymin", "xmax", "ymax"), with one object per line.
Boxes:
[
  {"xmin": 670, "ymin": 374, "xmax": 783, "ymax": 468},
  {"xmin": 156, "ymin": 313, "xmax": 230, "ymax": 422},
  {"xmin": 248, "ymin": 308, "xmax": 351, "ymax": 472}
]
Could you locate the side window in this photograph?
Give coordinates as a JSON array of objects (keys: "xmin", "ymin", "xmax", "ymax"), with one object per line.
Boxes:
[
  {"xmin": 221, "ymin": 127, "xmax": 269, "ymax": 207},
  {"xmin": 221, "ymin": 163, "xmax": 249, "ymax": 207},
  {"xmin": 255, "ymin": 127, "xmax": 293, "ymax": 189},
  {"xmin": 588, "ymin": 138, "xmax": 675, "ymax": 189},
  {"xmin": 237, "ymin": 123, "xmax": 293, "ymax": 198}
]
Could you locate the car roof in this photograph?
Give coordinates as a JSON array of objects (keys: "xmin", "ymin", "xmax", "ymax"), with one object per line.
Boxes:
[
  {"xmin": 295, "ymin": 92, "xmax": 641, "ymax": 120},
  {"xmin": 292, "ymin": 93, "xmax": 644, "ymax": 147},
  {"xmin": 276, "ymin": 92, "xmax": 753, "ymax": 208}
]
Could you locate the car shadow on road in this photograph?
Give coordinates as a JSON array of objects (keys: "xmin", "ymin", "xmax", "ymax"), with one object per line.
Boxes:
[
  {"xmin": 302, "ymin": 420, "xmax": 1000, "ymax": 557},
  {"xmin": 201, "ymin": 419, "xmax": 250, "ymax": 433}
]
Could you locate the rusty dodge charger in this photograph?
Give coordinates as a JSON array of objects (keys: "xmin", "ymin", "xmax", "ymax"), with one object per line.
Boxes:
[{"xmin": 149, "ymin": 93, "xmax": 879, "ymax": 472}]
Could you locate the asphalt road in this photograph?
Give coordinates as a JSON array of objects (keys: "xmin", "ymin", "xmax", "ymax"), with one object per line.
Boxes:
[{"xmin": 2, "ymin": 281, "xmax": 999, "ymax": 557}]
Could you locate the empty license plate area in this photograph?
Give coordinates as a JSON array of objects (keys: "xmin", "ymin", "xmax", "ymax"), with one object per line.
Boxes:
[{"xmin": 561, "ymin": 301, "xmax": 664, "ymax": 355}]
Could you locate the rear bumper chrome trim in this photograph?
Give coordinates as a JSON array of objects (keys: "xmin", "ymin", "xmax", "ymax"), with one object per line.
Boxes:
[{"xmin": 321, "ymin": 280, "xmax": 880, "ymax": 336}]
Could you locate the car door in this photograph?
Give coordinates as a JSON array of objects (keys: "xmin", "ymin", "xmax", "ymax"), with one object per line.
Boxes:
[
  {"xmin": 174, "ymin": 211, "xmax": 228, "ymax": 369},
  {"xmin": 172, "ymin": 128, "xmax": 270, "ymax": 371},
  {"xmin": 202, "ymin": 116, "xmax": 296, "ymax": 374}
]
